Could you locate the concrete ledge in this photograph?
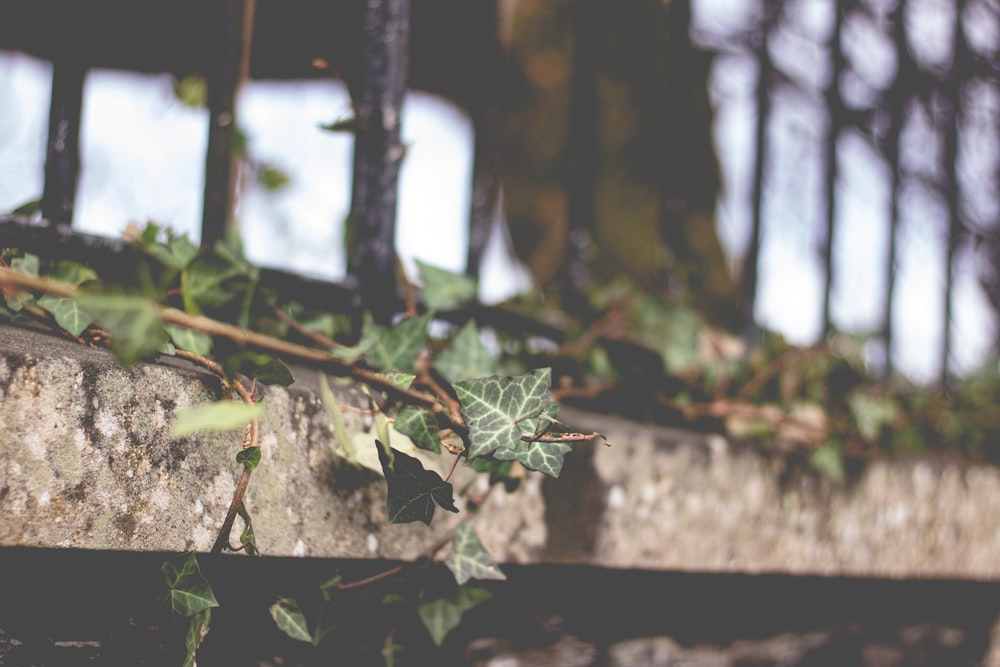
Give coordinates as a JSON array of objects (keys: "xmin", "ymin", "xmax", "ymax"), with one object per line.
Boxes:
[{"xmin": 2, "ymin": 323, "xmax": 1000, "ymax": 579}]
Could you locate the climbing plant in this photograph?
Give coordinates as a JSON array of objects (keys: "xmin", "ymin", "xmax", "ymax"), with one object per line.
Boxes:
[{"xmin": 0, "ymin": 223, "xmax": 606, "ymax": 664}]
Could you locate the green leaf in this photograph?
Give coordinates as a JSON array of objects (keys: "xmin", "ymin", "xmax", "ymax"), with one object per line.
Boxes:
[
  {"xmin": 453, "ymin": 368, "xmax": 553, "ymax": 460},
  {"xmin": 165, "ymin": 324, "xmax": 213, "ymax": 356},
  {"xmin": 363, "ymin": 313, "xmax": 432, "ymax": 372},
  {"xmin": 182, "ymin": 609, "xmax": 211, "ymax": 667},
  {"xmin": 269, "ymin": 598, "xmax": 314, "ymax": 644},
  {"xmin": 162, "ymin": 553, "xmax": 219, "ymax": 617},
  {"xmin": 174, "ymin": 74, "xmax": 207, "ymax": 108},
  {"xmin": 171, "ymin": 400, "xmax": 264, "ymax": 437},
  {"xmin": 10, "ymin": 254, "xmax": 39, "ymax": 276},
  {"xmin": 435, "ymin": 321, "xmax": 496, "ymax": 383},
  {"xmin": 318, "ymin": 117, "xmax": 358, "ymax": 133},
  {"xmin": 394, "ymin": 406, "xmax": 441, "ymax": 453},
  {"xmin": 416, "ymin": 259, "xmax": 478, "ymax": 311},
  {"xmin": 9, "ymin": 197, "xmax": 41, "ymax": 217},
  {"xmin": 493, "ymin": 439, "xmax": 572, "ymax": 478},
  {"xmin": 445, "ymin": 523, "xmax": 506, "ymax": 585},
  {"xmin": 49, "ymin": 260, "xmax": 97, "ymax": 286},
  {"xmin": 418, "ymin": 585, "xmax": 493, "ymax": 646},
  {"xmin": 180, "ymin": 245, "xmax": 257, "ymax": 319},
  {"xmin": 76, "ymin": 293, "xmax": 169, "ymax": 364},
  {"xmin": 848, "ymin": 390, "xmax": 899, "ymax": 441},
  {"xmin": 256, "ymin": 163, "xmax": 291, "ymax": 192},
  {"xmin": 375, "ymin": 440, "xmax": 458, "ymax": 525},
  {"xmin": 374, "ymin": 371, "xmax": 416, "ymax": 390},
  {"xmin": 37, "ymin": 295, "xmax": 92, "ymax": 336},
  {"xmin": 319, "ymin": 372, "xmax": 357, "ymax": 462},
  {"xmin": 236, "ymin": 501, "xmax": 259, "ymax": 555},
  {"xmin": 810, "ymin": 441, "xmax": 845, "ymax": 481},
  {"xmin": 236, "ymin": 446, "xmax": 262, "ymax": 470},
  {"xmin": 223, "ymin": 351, "xmax": 294, "ymax": 386}
]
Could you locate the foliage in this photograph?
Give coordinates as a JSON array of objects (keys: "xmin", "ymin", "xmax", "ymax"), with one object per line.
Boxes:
[{"xmin": 3, "ymin": 218, "xmax": 999, "ymax": 664}]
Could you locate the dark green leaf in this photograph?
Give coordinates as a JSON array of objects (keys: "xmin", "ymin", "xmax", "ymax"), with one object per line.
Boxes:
[
  {"xmin": 162, "ymin": 553, "xmax": 219, "ymax": 617},
  {"xmin": 416, "ymin": 259, "xmax": 478, "ymax": 311},
  {"xmin": 363, "ymin": 313, "xmax": 433, "ymax": 372},
  {"xmin": 394, "ymin": 406, "xmax": 441, "ymax": 453},
  {"xmin": 223, "ymin": 351, "xmax": 294, "ymax": 386},
  {"xmin": 76, "ymin": 293, "xmax": 168, "ymax": 364},
  {"xmin": 418, "ymin": 585, "xmax": 493, "ymax": 646},
  {"xmin": 236, "ymin": 501, "xmax": 259, "ymax": 555},
  {"xmin": 9, "ymin": 198, "xmax": 41, "ymax": 217},
  {"xmin": 236, "ymin": 446, "xmax": 262, "ymax": 470},
  {"xmin": 453, "ymin": 368, "xmax": 553, "ymax": 460},
  {"xmin": 375, "ymin": 440, "xmax": 457, "ymax": 525},
  {"xmin": 444, "ymin": 523, "xmax": 506, "ymax": 585},
  {"xmin": 435, "ymin": 321, "xmax": 497, "ymax": 383}
]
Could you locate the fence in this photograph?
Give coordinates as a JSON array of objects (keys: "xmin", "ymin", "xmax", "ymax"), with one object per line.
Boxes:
[{"xmin": 0, "ymin": 0, "xmax": 997, "ymax": 381}]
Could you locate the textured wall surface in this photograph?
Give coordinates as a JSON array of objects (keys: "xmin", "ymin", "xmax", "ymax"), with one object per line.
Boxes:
[{"xmin": 2, "ymin": 322, "xmax": 1000, "ymax": 579}]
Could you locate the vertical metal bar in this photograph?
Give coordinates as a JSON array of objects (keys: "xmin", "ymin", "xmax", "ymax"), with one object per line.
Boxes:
[
  {"xmin": 202, "ymin": 0, "xmax": 254, "ymax": 246},
  {"xmin": 821, "ymin": 0, "xmax": 845, "ymax": 335},
  {"xmin": 564, "ymin": 0, "xmax": 600, "ymax": 302},
  {"xmin": 882, "ymin": 0, "xmax": 907, "ymax": 377},
  {"xmin": 347, "ymin": 0, "xmax": 410, "ymax": 324},
  {"xmin": 41, "ymin": 0, "xmax": 86, "ymax": 230},
  {"xmin": 742, "ymin": 1, "xmax": 777, "ymax": 332},
  {"xmin": 465, "ymin": 2, "xmax": 502, "ymax": 280},
  {"xmin": 940, "ymin": 0, "xmax": 967, "ymax": 385}
]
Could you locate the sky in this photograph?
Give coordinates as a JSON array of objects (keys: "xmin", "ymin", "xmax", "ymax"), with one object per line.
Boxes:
[{"xmin": 0, "ymin": 0, "xmax": 995, "ymax": 383}]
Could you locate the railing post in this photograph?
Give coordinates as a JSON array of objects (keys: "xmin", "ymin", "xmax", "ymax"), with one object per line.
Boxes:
[
  {"xmin": 347, "ymin": 0, "xmax": 410, "ymax": 324},
  {"xmin": 202, "ymin": 0, "xmax": 255, "ymax": 247},
  {"xmin": 41, "ymin": 0, "xmax": 87, "ymax": 230}
]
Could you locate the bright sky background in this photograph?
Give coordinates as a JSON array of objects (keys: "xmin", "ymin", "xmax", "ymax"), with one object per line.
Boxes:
[{"xmin": 0, "ymin": 3, "xmax": 995, "ymax": 384}]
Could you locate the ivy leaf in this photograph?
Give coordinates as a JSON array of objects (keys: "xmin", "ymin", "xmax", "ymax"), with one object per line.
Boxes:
[
  {"xmin": 236, "ymin": 501, "xmax": 259, "ymax": 555},
  {"xmin": 435, "ymin": 321, "xmax": 496, "ymax": 383},
  {"xmin": 3, "ymin": 254, "xmax": 39, "ymax": 310},
  {"xmin": 171, "ymin": 401, "xmax": 264, "ymax": 437},
  {"xmin": 180, "ymin": 245, "xmax": 257, "ymax": 320},
  {"xmin": 810, "ymin": 441, "xmax": 845, "ymax": 481},
  {"xmin": 181, "ymin": 609, "xmax": 211, "ymax": 667},
  {"xmin": 374, "ymin": 371, "xmax": 416, "ymax": 390},
  {"xmin": 236, "ymin": 446, "xmax": 261, "ymax": 470},
  {"xmin": 10, "ymin": 254, "xmax": 39, "ymax": 276},
  {"xmin": 162, "ymin": 553, "xmax": 219, "ymax": 617},
  {"xmin": 76, "ymin": 293, "xmax": 169, "ymax": 364},
  {"xmin": 363, "ymin": 313, "xmax": 432, "ymax": 372},
  {"xmin": 453, "ymin": 368, "xmax": 553, "ymax": 460},
  {"xmin": 37, "ymin": 295, "xmax": 92, "ymax": 336},
  {"xmin": 444, "ymin": 523, "xmax": 506, "ymax": 585},
  {"xmin": 375, "ymin": 440, "xmax": 458, "ymax": 525},
  {"xmin": 415, "ymin": 259, "xmax": 477, "ymax": 311},
  {"xmin": 493, "ymin": 440, "xmax": 572, "ymax": 478},
  {"xmin": 269, "ymin": 598, "xmax": 314, "ymax": 644},
  {"xmin": 848, "ymin": 390, "xmax": 899, "ymax": 441},
  {"xmin": 165, "ymin": 324, "xmax": 213, "ymax": 357},
  {"xmin": 394, "ymin": 406, "xmax": 441, "ymax": 453},
  {"xmin": 319, "ymin": 373, "xmax": 357, "ymax": 462},
  {"xmin": 417, "ymin": 585, "xmax": 493, "ymax": 646},
  {"xmin": 223, "ymin": 351, "xmax": 294, "ymax": 386},
  {"xmin": 49, "ymin": 260, "xmax": 97, "ymax": 286}
]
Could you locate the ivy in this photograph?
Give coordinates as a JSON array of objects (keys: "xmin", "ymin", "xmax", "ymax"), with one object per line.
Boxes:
[
  {"xmin": 375, "ymin": 440, "xmax": 458, "ymax": 525},
  {"xmin": 417, "ymin": 585, "xmax": 492, "ymax": 646},
  {"xmin": 444, "ymin": 523, "xmax": 506, "ymax": 585},
  {"xmin": 170, "ymin": 401, "xmax": 264, "ymax": 437}
]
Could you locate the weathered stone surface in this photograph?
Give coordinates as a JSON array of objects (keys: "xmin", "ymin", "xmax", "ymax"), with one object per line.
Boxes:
[
  {"xmin": 0, "ymin": 324, "xmax": 545, "ymax": 560},
  {"xmin": 2, "ymin": 322, "xmax": 1000, "ymax": 579}
]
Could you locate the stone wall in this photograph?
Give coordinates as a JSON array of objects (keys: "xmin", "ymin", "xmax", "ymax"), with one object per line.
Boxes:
[{"xmin": 3, "ymin": 322, "xmax": 1000, "ymax": 579}]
